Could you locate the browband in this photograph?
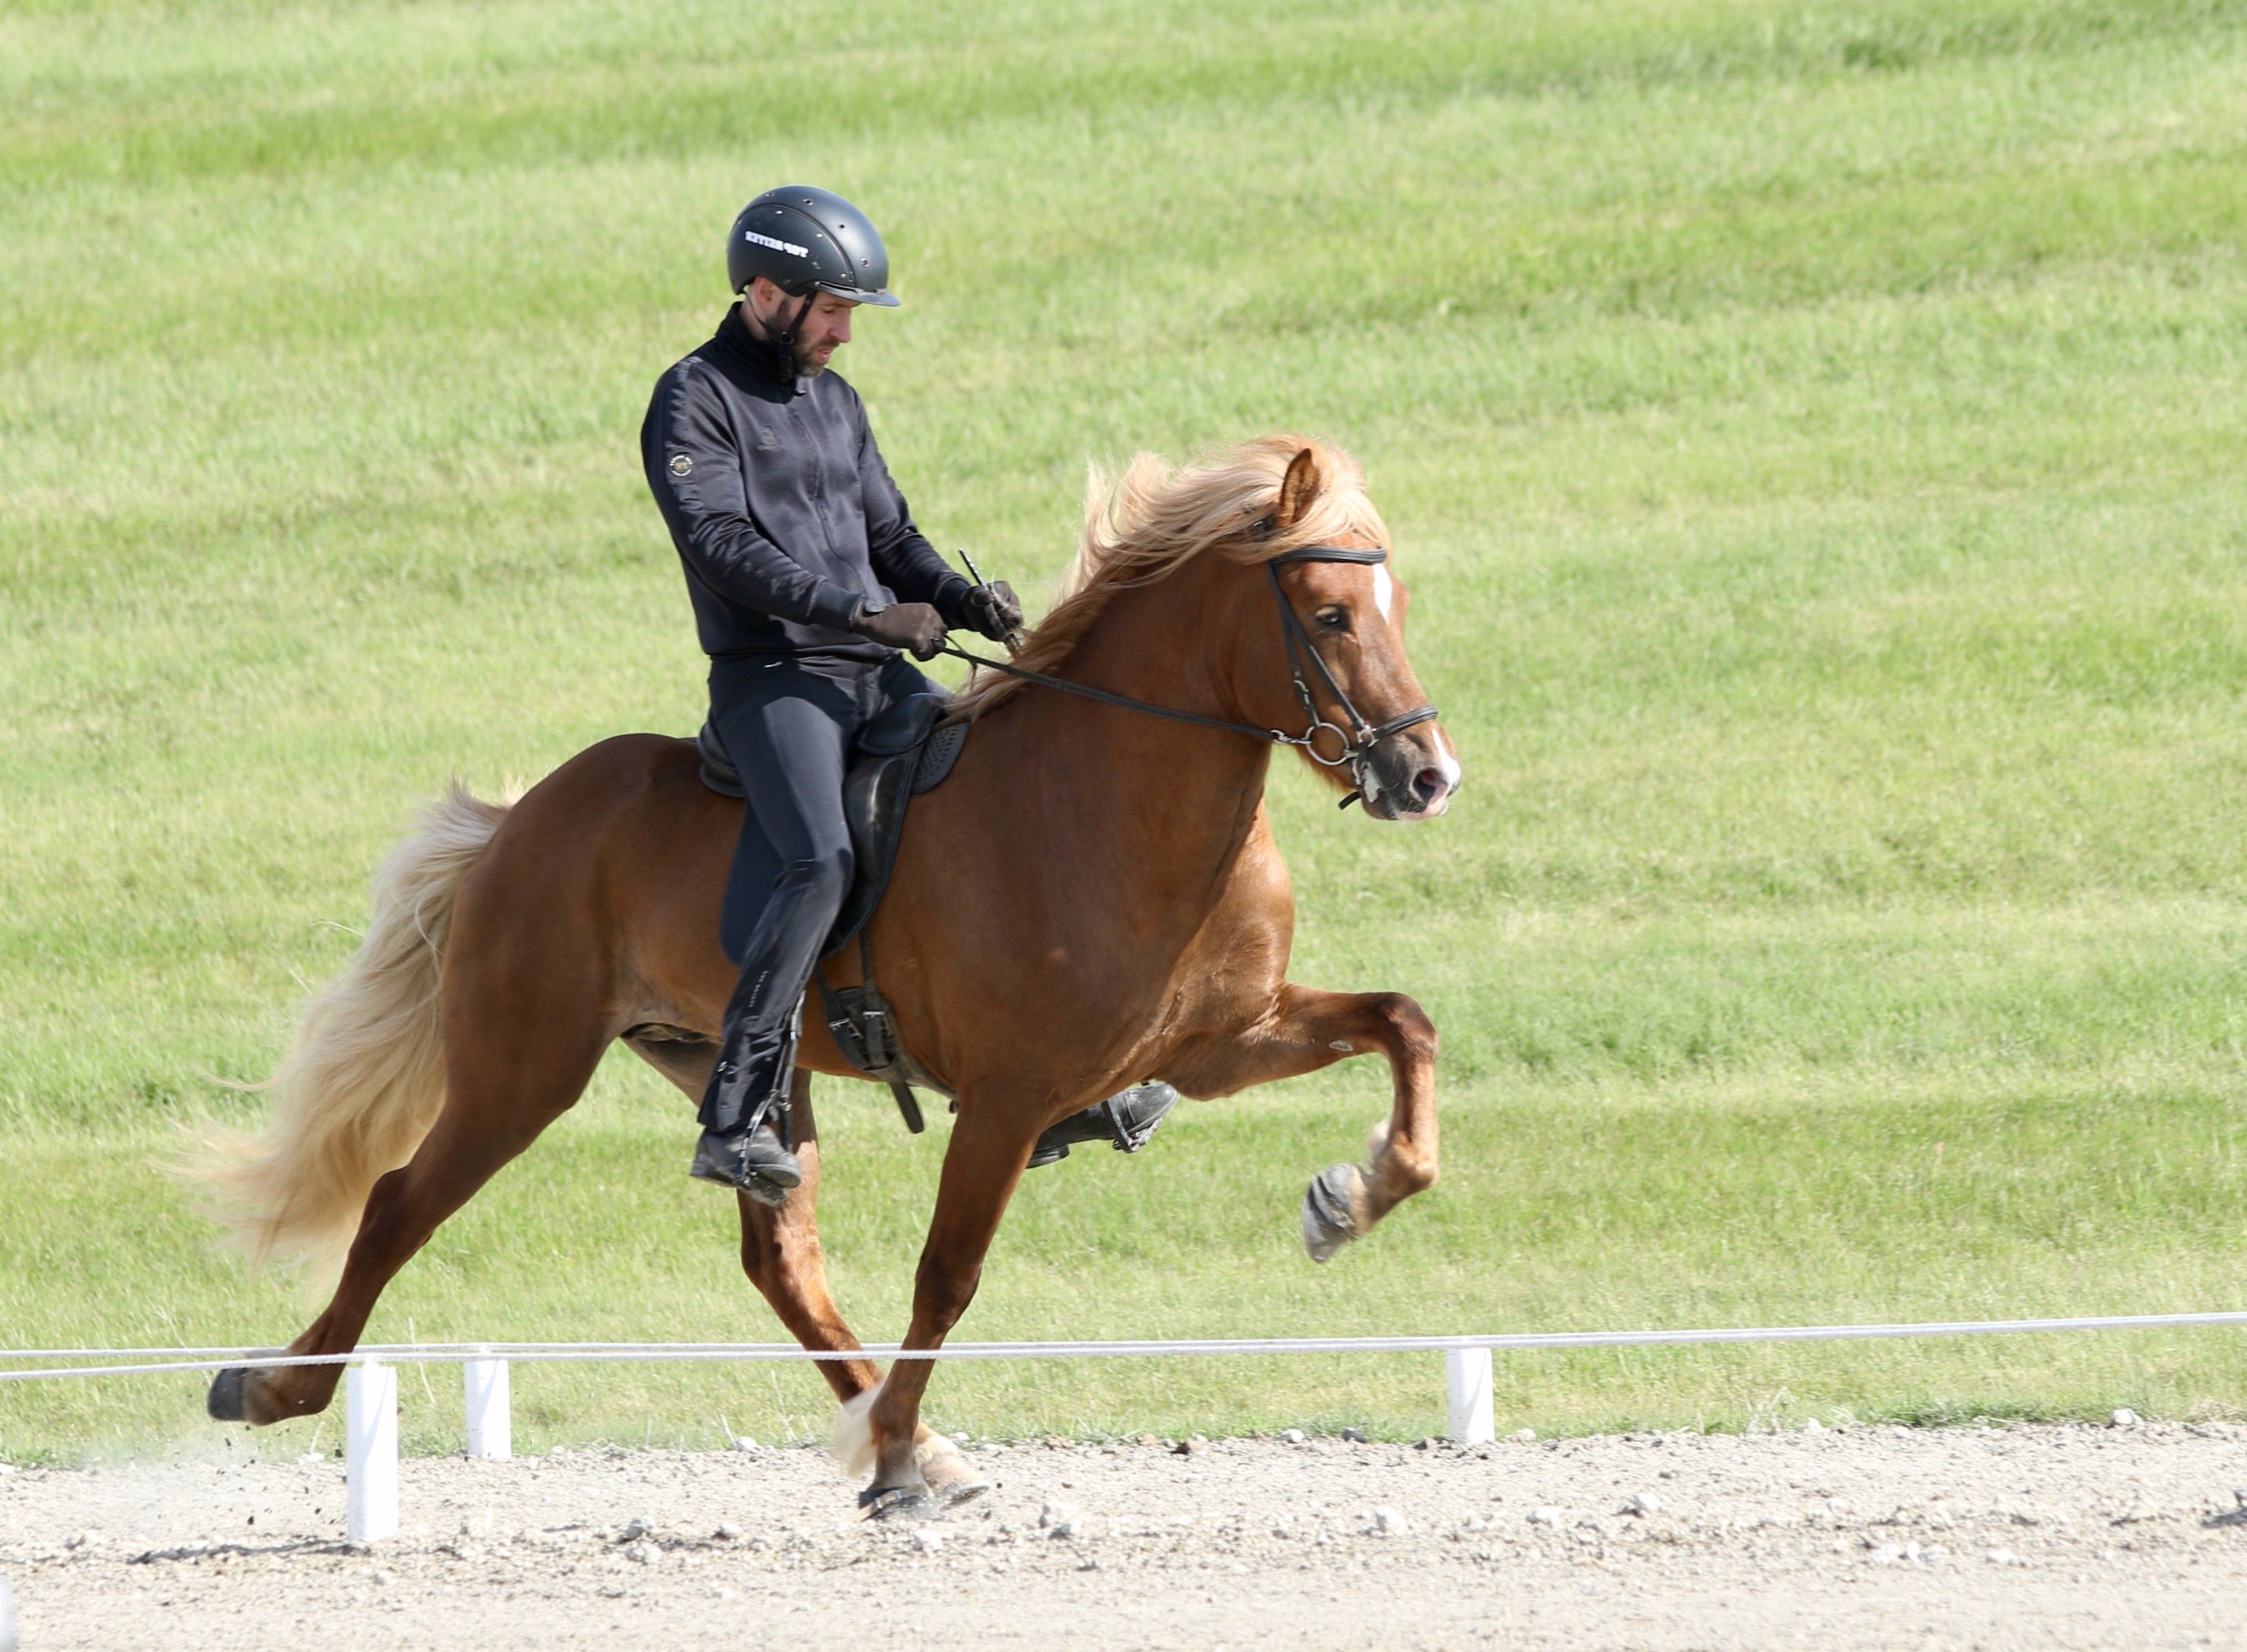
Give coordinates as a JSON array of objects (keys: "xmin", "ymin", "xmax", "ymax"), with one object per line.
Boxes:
[{"xmin": 1268, "ymin": 544, "xmax": 1389, "ymax": 566}]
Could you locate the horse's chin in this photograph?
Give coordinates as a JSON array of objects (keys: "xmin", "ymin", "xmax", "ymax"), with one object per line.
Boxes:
[{"xmin": 1360, "ymin": 790, "xmax": 1451, "ymax": 823}]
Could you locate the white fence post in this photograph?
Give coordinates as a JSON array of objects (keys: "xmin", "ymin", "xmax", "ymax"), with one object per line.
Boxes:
[
  {"xmin": 1445, "ymin": 1347, "xmax": 1494, "ymax": 1444},
  {"xmin": 1, "ymin": 1570, "xmax": 16, "ymax": 1652},
  {"xmin": 464, "ymin": 1356, "xmax": 512, "ymax": 1461},
  {"xmin": 346, "ymin": 1362, "xmax": 399, "ymax": 1542}
]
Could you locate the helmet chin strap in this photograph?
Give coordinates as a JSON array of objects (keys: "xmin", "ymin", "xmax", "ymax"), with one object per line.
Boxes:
[{"xmin": 771, "ymin": 290, "xmax": 814, "ymax": 354}]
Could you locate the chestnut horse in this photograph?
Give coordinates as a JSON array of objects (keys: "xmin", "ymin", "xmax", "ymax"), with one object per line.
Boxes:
[{"xmin": 198, "ymin": 435, "xmax": 1460, "ymax": 1513}]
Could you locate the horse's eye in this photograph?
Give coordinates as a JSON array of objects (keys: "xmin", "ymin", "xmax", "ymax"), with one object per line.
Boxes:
[{"xmin": 1315, "ymin": 606, "xmax": 1349, "ymax": 631}]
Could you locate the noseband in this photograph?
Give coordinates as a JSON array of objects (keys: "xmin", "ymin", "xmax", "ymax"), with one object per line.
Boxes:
[{"xmin": 936, "ymin": 543, "xmax": 1439, "ymax": 810}]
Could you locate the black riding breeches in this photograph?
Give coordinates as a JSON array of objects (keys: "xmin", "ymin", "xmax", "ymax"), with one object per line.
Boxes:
[{"xmin": 700, "ymin": 651, "xmax": 932, "ymax": 1136}]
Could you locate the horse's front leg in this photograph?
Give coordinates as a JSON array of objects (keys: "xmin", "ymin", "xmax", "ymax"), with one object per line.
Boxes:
[
  {"xmin": 837, "ymin": 1097, "xmax": 1038, "ymax": 1518},
  {"xmin": 1165, "ymin": 982, "xmax": 1439, "ymax": 1262}
]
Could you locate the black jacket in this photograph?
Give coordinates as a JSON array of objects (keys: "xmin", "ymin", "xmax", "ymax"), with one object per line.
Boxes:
[{"xmin": 642, "ymin": 309, "xmax": 969, "ymax": 663}]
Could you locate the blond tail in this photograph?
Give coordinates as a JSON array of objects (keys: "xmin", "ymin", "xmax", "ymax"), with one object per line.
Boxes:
[{"xmin": 190, "ymin": 782, "xmax": 510, "ymax": 1282}]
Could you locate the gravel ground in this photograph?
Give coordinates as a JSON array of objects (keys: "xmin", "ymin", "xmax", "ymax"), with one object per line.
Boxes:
[{"xmin": 4, "ymin": 1421, "xmax": 2245, "ymax": 1650}]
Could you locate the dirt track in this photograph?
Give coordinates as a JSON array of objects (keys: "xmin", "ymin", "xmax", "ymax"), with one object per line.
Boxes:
[{"xmin": 4, "ymin": 1421, "xmax": 2245, "ymax": 1650}]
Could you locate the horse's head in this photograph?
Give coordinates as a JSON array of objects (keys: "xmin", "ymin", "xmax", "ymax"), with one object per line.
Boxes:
[
  {"xmin": 1247, "ymin": 445, "xmax": 1460, "ymax": 822},
  {"xmin": 948, "ymin": 435, "xmax": 1460, "ymax": 819}
]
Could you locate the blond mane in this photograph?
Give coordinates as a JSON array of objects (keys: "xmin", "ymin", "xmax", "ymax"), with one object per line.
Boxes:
[{"xmin": 947, "ymin": 434, "xmax": 1388, "ymax": 723}]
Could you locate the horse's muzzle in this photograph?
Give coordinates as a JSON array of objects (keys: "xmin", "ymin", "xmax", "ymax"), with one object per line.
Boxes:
[{"xmin": 1360, "ymin": 727, "xmax": 1460, "ymax": 821}]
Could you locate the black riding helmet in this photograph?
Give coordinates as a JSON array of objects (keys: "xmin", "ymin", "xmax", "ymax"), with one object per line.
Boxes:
[{"xmin": 726, "ymin": 186, "xmax": 901, "ymax": 307}]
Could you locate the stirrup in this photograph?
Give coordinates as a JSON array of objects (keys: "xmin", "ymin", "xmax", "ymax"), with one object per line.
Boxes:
[{"xmin": 1027, "ymin": 1080, "xmax": 1177, "ymax": 1169}]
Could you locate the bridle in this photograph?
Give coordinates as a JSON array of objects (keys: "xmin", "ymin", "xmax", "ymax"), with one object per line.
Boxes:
[
  {"xmin": 1262, "ymin": 544, "xmax": 1441, "ymax": 805},
  {"xmin": 936, "ymin": 543, "xmax": 1439, "ymax": 810}
]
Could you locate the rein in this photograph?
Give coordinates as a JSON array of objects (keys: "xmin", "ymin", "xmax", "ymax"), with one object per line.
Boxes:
[{"xmin": 936, "ymin": 544, "xmax": 1439, "ymax": 810}]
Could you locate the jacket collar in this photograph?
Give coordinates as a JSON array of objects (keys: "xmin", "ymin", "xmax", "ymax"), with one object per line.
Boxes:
[{"xmin": 712, "ymin": 302, "xmax": 805, "ymax": 397}]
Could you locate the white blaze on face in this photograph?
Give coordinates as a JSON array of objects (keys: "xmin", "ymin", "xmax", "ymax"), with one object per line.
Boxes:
[{"xmin": 1370, "ymin": 564, "xmax": 1394, "ymax": 621}]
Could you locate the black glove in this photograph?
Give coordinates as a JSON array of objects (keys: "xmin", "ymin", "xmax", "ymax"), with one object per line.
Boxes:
[
  {"xmin": 961, "ymin": 579, "xmax": 1024, "ymax": 644},
  {"xmin": 849, "ymin": 601, "xmax": 948, "ymax": 660}
]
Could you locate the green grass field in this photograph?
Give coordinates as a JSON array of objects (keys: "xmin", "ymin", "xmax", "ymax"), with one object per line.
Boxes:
[{"xmin": 4, "ymin": 0, "xmax": 2246, "ymax": 1462}]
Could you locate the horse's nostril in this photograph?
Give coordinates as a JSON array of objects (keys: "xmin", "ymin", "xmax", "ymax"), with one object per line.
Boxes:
[{"xmin": 1413, "ymin": 768, "xmax": 1445, "ymax": 804}]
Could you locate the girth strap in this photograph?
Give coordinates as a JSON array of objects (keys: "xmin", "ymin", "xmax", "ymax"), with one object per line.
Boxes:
[{"xmin": 813, "ymin": 930, "xmax": 925, "ymax": 1134}]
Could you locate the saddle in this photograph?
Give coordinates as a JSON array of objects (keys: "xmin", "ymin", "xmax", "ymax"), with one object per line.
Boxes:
[{"xmin": 695, "ymin": 689, "xmax": 969, "ymax": 1132}]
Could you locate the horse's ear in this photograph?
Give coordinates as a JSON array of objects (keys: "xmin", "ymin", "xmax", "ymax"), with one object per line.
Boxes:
[{"xmin": 1273, "ymin": 446, "xmax": 1321, "ymax": 530}]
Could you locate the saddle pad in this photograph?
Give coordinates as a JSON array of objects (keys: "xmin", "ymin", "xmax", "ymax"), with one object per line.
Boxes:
[
  {"xmin": 912, "ymin": 722, "xmax": 967, "ymax": 794},
  {"xmin": 820, "ymin": 720, "xmax": 967, "ymax": 956}
]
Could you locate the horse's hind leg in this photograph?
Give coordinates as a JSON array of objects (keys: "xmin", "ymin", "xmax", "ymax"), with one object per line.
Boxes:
[
  {"xmin": 218, "ymin": 1020, "xmax": 608, "ymax": 1425},
  {"xmin": 735, "ymin": 1070, "xmax": 990, "ymax": 1505},
  {"xmin": 1163, "ymin": 982, "xmax": 1440, "ymax": 1262}
]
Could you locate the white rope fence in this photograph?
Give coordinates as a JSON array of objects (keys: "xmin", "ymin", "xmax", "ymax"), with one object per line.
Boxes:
[{"xmin": 5, "ymin": 1310, "xmax": 2242, "ymax": 1542}]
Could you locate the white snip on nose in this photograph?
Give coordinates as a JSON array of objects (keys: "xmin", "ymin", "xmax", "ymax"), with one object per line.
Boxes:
[{"xmin": 1370, "ymin": 565, "xmax": 1394, "ymax": 620}]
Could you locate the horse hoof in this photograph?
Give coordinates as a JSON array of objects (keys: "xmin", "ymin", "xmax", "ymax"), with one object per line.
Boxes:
[
  {"xmin": 207, "ymin": 1353, "xmax": 295, "ymax": 1424},
  {"xmin": 928, "ymin": 1468, "xmax": 993, "ymax": 1509},
  {"xmin": 857, "ymin": 1485, "xmax": 938, "ymax": 1522},
  {"xmin": 1301, "ymin": 1163, "xmax": 1363, "ymax": 1263},
  {"xmin": 914, "ymin": 1440, "xmax": 993, "ymax": 1509},
  {"xmin": 207, "ymin": 1366, "xmax": 253, "ymax": 1422}
]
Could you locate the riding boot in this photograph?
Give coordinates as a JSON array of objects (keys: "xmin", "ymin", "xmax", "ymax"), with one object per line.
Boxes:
[
  {"xmin": 1027, "ymin": 1081, "xmax": 1178, "ymax": 1169},
  {"xmin": 690, "ymin": 1120, "xmax": 803, "ymax": 1207},
  {"xmin": 692, "ymin": 1019, "xmax": 803, "ymax": 1203}
]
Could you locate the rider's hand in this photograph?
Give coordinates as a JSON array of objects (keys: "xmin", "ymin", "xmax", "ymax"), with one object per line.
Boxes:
[
  {"xmin": 849, "ymin": 601, "xmax": 948, "ymax": 660},
  {"xmin": 961, "ymin": 579, "xmax": 1024, "ymax": 644}
]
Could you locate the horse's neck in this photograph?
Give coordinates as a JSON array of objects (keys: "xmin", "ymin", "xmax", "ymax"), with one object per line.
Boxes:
[{"xmin": 994, "ymin": 561, "xmax": 1275, "ymax": 911}]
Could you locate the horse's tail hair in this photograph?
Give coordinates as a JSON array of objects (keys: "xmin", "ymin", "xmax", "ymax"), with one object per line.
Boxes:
[{"xmin": 187, "ymin": 781, "xmax": 511, "ymax": 1284}]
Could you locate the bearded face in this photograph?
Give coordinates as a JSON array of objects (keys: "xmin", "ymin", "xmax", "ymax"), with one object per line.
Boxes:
[{"xmin": 744, "ymin": 281, "xmax": 856, "ymax": 378}]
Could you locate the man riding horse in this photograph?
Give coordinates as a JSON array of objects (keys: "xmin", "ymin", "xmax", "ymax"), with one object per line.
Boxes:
[
  {"xmin": 640, "ymin": 186, "xmax": 1176, "ymax": 1201},
  {"xmin": 198, "ymin": 186, "xmax": 1456, "ymax": 1498}
]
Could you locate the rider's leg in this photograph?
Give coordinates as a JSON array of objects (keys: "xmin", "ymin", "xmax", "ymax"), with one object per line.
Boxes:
[{"xmin": 697, "ymin": 658, "xmax": 865, "ymax": 1198}]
